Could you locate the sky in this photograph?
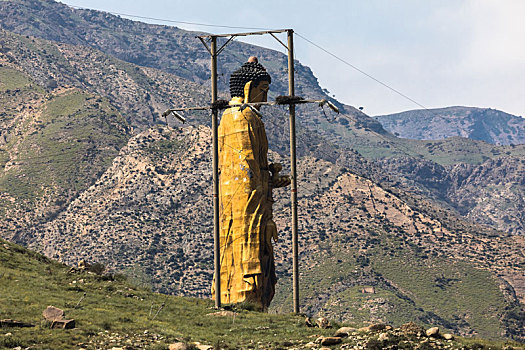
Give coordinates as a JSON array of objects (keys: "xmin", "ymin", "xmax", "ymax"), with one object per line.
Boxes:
[{"xmin": 58, "ymin": 0, "xmax": 525, "ymax": 117}]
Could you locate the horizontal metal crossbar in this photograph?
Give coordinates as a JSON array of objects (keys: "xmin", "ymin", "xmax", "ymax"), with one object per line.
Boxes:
[
  {"xmin": 197, "ymin": 29, "xmax": 291, "ymax": 39},
  {"xmin": 163, "ymin": 98, "xmax": 339, "ymax": 114},
  {"xmin": 162, "ymin": 98, "xmax": 339, "ymax": 124}
]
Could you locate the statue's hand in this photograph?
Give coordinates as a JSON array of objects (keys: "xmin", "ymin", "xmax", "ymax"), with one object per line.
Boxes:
[
  {"xmin": 269, "ymin": 163, "xmax": 290, "ymax": 188},
  {"xmin": 272, "ymin": 175, "xmax": 291, "ymax": 188}
]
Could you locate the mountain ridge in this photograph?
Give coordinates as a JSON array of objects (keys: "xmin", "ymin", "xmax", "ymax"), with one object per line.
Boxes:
[{"xmin": 376, "ymin": 106, "xmax": 525, "ymax": 146}]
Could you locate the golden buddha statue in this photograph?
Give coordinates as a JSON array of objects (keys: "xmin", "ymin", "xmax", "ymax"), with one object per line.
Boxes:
[{"xmin": 212, "ymin": 57, "xmax": 290, "ymax": 309}]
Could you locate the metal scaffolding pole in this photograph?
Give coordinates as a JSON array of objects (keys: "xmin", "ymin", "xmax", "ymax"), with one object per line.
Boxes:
[
  {"xmin": 210, "ymin": 37, "xmax": 221, "ymax": 309},
  {"xmin": 287, "ymin": 29, "xmax": 300, "ymax": 313},
  {"xmin": 190, "ymin": 29, "xmax": 312, "ymax": 312}
]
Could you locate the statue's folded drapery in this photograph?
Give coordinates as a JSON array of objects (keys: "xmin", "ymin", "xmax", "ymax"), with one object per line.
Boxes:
[{"xmin": 211, "ymin": 96, "xmax": 278, "ymax": 308}]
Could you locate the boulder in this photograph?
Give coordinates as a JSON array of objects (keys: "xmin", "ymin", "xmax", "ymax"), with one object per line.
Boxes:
[
  {"xmin": 443, "ymin": 333, "xmax": 454, "ymax": 340},
  {"xmin": 51, "ymin": 319, "xmax": 76, "ymax": 329},
  {"xmin": 378, "ymin": 332, "xmax": 389, "ymax": 341},
  {"xmin": 169, "ymin": 343, "xmax": 189, "ymax": 350},
  {"xmin": 334, "ymin": 326, "xmax": 356, "ymax": 337},
  {"xmin": 320, "ymin": 337, "xmax": 342, "ymax": 346},
  {"xmin": 42, "ymin": 306, "xmax": 75, "ymax": 329},
  {"xmin": 43, "ymin": 306, "xmax": 65, "ymax": 321},
  {"xmin": 194, "ymin": 343, "xmax": 213, "ymax": 350},
  {"xmin": 305, "ymin": 316, "xmax": 315, "ymax": 327},
  {"xmin": 426, "ymin": 327, "xmax": 440, "ymax": 337},
  {"xmin": 78, "ymin": 260, "xmax": 105, "ymax": 274},
  {"xmin": 316, "ymin": 317, "xmax": 331, "ymax": 329}
]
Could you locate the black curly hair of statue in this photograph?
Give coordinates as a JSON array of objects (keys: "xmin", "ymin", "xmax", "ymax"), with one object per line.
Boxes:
[{"xmin": 229, "ymin": 61, "xmax": 271, "ymax": 99}]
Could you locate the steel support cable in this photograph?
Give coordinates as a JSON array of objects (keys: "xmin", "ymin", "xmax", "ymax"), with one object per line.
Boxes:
[
  {"xmin": 294, "ymin": 32, "xmax": 429, "ymax": 111},
  {"xmin": 62, "ymin": 5, "xmax": 428, "ymax": 113}
]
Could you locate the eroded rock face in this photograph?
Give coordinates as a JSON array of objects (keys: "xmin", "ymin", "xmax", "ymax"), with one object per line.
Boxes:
[{"xmin": 379, "ymin": 155, "xmax": 525, "ymax": 236}]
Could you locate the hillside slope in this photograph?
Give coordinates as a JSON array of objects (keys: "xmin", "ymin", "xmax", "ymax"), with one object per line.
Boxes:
[
  {"xmin": 0, "ymin": 238, "xmax": 338, "ymax": 349},
  {"xmin": 2, "ymin": 0, "xmax": 525, "ymax": 238},
  {"xmin": 0, "ymin": 63, "xmax": 130, "ymax": 239},
  {"xmin": 0, "ymin": 0, "xmax": 524, "ymax": 341},
  {"xmin": 31, "ymin": 124, "xmax": 525, "ymax": 340},
  {"xmin": 3, "ymin": 238, "xmax": 523, "ymax": 349}
]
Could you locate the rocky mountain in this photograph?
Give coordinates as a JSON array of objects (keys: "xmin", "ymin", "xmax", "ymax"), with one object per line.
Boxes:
[
  {"xmin": 378, "ymin": 155, "xmax": 525, "ymax": 236},
  {"xmin": 1, "ymin": 0, "xmax": 525, "ymax": 341},
  {"xmin": 376, "ymin": 107, "xmax": 525, "ymax": 146}
]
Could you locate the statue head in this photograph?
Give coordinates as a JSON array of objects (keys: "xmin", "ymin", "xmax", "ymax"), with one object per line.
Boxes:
[{"xmin": 230, "ymin": 58, "xmax": 271, "ymax": 103}]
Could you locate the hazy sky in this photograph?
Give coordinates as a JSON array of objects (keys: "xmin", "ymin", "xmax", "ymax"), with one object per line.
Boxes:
[{"xmin": 58, "ymin": 0, "xmax": 525, "ymax": 117}]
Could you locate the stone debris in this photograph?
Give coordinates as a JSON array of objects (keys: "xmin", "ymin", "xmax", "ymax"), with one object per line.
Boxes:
[
  {"xmin": 42, "ymin": 305, "xmax": 75, "ymax": 329},
  {"xmin": 426, "ymin": 326, "xmax": 440, "ymax": 337},
  {"xmin": 169, "ymin": 343, "xmax": 189, "ymax": 350},
  {"xmin": 400, "ymin": 321, "xmax": 426, "ymax": 336},
  {"xmin": 332, "ymin": 323, "xmax": 459, "ymax": 350},
  {"xmin": 0, "ymin": 319, "xmax": 34, "ymax": 328},
  {"xmin": 319, "ymin": 336, "xmax": 342, "ymax": 346},
  {"xmin": 316, "ymin": 317, "xmax": 331, "ymax": 329},
  {"xmin": 81, "ymin": 330, "xmax": 166, "ymax": 348},
  {"xmin": 206, "ymin": 310, "xmax": 237, "ymax": 317},
  {"xmin": 334, "ymin": 326, "xmax": 357, "ymax": 338}
]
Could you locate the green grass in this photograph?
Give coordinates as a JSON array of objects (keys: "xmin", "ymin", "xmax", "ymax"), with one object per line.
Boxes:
[
  {"xmin": 272, "ymin": 231, "xmax": 522, "ymax": 341},
  {"xmin": 369, "ymin": 244, "xmax": 509, "ymax": 339},
  {"xmin": 0, "ymin": 89, "xmax": 129, "ymax": 201},
  {"xmin": 3, "ymin": 238, "xmax": 522, "ymax": 349},
  {"xmin": 321, "ymin": 117, "xmax": 525, "ymax": 166},
  {"xmin": 0, "ymin": 66, "xmax": 34, "ymax": 92},
  {"xmin": 0, "ymin": 238, "xmax": 337, "ymax": 349}
]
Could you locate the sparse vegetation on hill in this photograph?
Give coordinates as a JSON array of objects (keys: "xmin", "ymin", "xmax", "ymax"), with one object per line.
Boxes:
[
  {"xmin": 0, "ymin": 0, "xmax": 524, "ymax": 344},
  {"xmin": 2, "ymin": 238, "xmax": 524, "ymax": 349},
  {"xmin": 0, "ymin": 63, "xmax": 130, "ymax": 241}
]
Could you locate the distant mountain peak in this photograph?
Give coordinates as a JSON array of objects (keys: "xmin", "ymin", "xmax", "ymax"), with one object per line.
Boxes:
[{"xmin": 376, "ymin": 106, "xmax": 525, "ymax": 145}]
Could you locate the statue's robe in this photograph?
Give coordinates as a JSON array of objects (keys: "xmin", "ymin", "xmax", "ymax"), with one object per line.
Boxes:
[{"xmin": 211, "ymin": 96, "xmax": 277, "ymax": 308}]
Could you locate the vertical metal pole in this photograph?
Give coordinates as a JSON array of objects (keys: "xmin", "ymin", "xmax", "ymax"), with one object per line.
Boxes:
[
  {"xmin": 287, "ymin": 29, "xmax": 299, "ymax": 313},
  {"xmin": 211, "ymin": 36, "xmax": 221, "ymax": 309}
]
